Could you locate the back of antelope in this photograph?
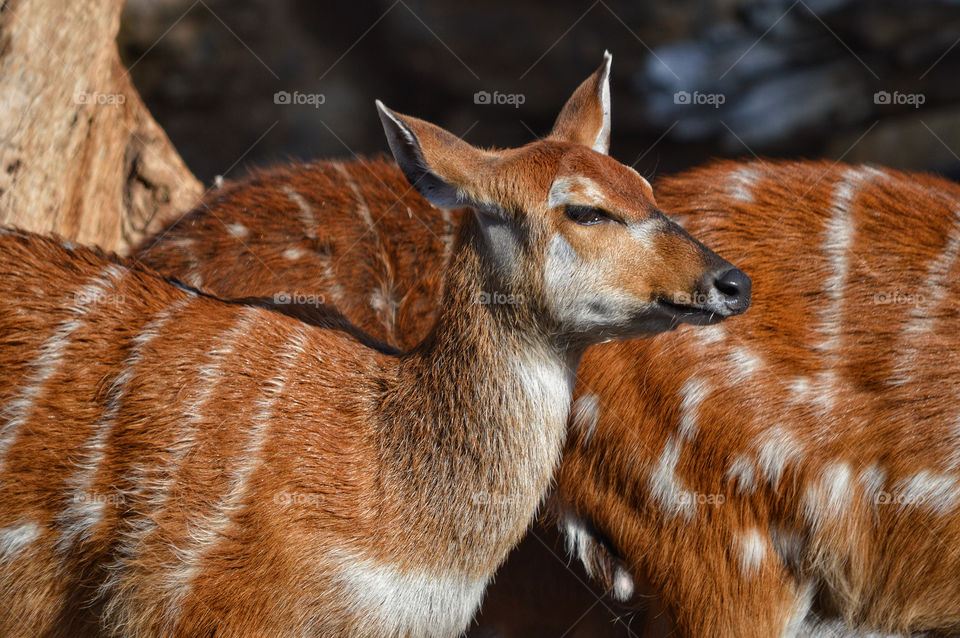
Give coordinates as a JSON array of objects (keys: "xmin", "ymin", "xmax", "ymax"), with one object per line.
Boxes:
[{"xmin": 138, "ymin": 130, "xmax": 960, "ymax": 636}]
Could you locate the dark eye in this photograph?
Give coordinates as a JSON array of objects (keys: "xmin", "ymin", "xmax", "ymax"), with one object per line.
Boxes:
[{"xmin": 565, "ymin": 205, "xmax": 613, "ymax": 226}]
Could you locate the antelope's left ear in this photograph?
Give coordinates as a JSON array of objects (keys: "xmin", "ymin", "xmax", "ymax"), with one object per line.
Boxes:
[{"xmin": 548, "ymin": 51, "xmax": 612, "ymax": 155}]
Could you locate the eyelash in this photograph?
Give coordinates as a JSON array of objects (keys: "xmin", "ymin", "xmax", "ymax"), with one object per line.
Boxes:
[{"xmin": 565, "ymin": 205, "xmax": 614, "ymax": 226}]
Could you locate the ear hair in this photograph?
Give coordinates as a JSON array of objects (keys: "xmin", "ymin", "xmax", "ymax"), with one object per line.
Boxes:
[
  {"xmin": 376, "ymin": 100, "xmax": 463, "ymax": 208},
  {"xmin": 548, "ymin": 51, "xmax": 612, "ymax": 155}
]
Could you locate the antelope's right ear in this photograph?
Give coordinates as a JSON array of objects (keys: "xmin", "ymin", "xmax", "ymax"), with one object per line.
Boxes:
[
  {"xmin": 548, "ymin": 51, "xmax": 612, "ymax": 154},
  {"xmin": 376, "ymin": 100, "xmax": 492, "ymax": 210}
]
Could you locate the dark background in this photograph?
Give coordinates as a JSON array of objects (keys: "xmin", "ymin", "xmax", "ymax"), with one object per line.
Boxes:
[{"xmin": 119, "ymin": 0, "xmax": 960, "ymax": 188}]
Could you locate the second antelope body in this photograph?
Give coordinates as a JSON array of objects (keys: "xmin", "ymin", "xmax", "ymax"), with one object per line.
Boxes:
[{"xmin": 0, "ymin": 56, "xmax": 748, "ymax": 637}]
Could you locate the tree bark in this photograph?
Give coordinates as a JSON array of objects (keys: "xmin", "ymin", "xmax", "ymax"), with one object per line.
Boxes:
[{"xmin": 0, "ymin": 0, "xmax": 201, "ymax": 254}]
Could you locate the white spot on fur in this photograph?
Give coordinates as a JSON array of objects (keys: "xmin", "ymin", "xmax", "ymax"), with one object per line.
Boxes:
[
  {"xmin": 648, "ymin": 437, "xmax": 693, "ymax": 519},
  {"xmin": 561, "ymin": 511, "xmax": 634, "ymax": 602},
  {"xmin": 677, "ymin": 376, "xmax": 708, "ymax": 440},
  {"xmin": 820, "ymin": 172, "xmax": 858, "ymax": 344},
  {"xmin": 735, "ymin": 528, "xmax": 767, "ymax": 575},
  {"xmin": 369, "ymin": 285, "xmax": 399, "ymax": 343},
  {"xmin": 334, "ymin": 162, "xmax": 396, "ymax": 327},
  {"xmin": 727, "ymin": 345, "xmax": 763, "ymax": 382},
  {"xmin": 726, "ymin": 455, "xmax": 757, "ymax": 493},
  {"xmin": 281, "ymin": 186, "xmax": 346, "ymax": 305},
  {"xmin": 226, "ymin": 222, "xmax": 249, "ymax": 238},
  {"xmin": 787, "ymin": 376, "xmax": 812, "ymax": 402},
  {"xmin": 894, "ymin": 470, "xmax": 960, "ymax": 514},
  {"xmin": 282, "ymin": 185, "xmax": 317, "ymax": 240},
  {"xmin": 333, "ymin": 162, "xmax": 376, "ymax": 232},
  {"xmin": 859, "ymin": 464, "xmax": 887, "ymax": 508},
  {"xmin": 330, "ymin": 550, "xmax": 488, "ymax": 638},
  {"xmin": 184, "ymin": 270, "xmax": 204, "ymax": 289},
  {"xmin": 813, "ymin": 169, "xmax": 871, "ymax": 415},
  {"xmin": 648, "ymin": 376, "xmax": 708, "ymax": 519},
  {"xmin": 694, "ymin": 323, "xmax": 726, "ymax": 346},
  {"xmin": 611, "ymin": 565, "xmax": 634, "ymax": 601},
  {"xmin": 0, "ymin": 266, "xmax": 126, "ymax": 477},
  {"xmin": 755, "ymin": 426, "xmax": 804, "ymax": 489},
  {"xmin": 727, "ymin": 164, "xmax": 762, "ymax": 203},
  {"xmin": 803, "ymin": 462, "xmax": 853, "ymax": 531},
  {"xmin": 570, "ymin": 393, "xmax": 600, "ymax": 443},
  {"xmin": 283, "ymin": 246, "xmax": 306, "ymax": 261},
  {"xmin": 0, "ymin": 521, "xmax": 41, "ymax": 563}
]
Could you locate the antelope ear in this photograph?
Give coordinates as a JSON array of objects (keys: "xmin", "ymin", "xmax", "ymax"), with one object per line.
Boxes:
[
  {"xmin": 548, "ymin": 51, "xmax": 612, "ymax": 154},
  {"xmin": 376, "ymin": 100, "xmax": 491, "ymax": 210}
]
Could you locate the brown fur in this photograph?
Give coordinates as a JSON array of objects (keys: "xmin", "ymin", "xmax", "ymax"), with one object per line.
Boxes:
[
  {"xmin": 0, "ymin": 60, "xmax": 740, "ymax": 637},
  {"xmin": 137, "ymin": 156, "xmax": 960, "ymax": 636}
]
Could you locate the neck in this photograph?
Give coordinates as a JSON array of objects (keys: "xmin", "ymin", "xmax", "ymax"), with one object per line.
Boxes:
[{"xmin": 377, "ymin": 216, "xmax": 580, "ymax": 573}]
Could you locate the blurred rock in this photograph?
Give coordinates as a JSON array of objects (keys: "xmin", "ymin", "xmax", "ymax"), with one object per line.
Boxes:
[
  {"xmin": 118, "ymin": 0, "xmax": 960, "ymax": 185},
  {"xmin": 635, "ymin": 0, "xmax": 960, "ymax": 164}
]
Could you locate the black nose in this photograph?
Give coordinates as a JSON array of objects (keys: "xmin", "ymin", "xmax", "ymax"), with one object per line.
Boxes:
[{"xmin": 713, "ymin": 267, "xmax": 751, "ymax": 313}]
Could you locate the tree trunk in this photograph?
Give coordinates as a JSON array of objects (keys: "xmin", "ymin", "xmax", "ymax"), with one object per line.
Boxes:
[{"xmin": 0, "ymin": 0, "xmax": 201, "ymax": 254}]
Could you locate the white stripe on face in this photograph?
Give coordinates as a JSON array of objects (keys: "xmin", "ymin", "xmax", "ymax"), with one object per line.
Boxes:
[{"xmin": 547, "ymin": 175, "xmax": 608, "ymax": 210}]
